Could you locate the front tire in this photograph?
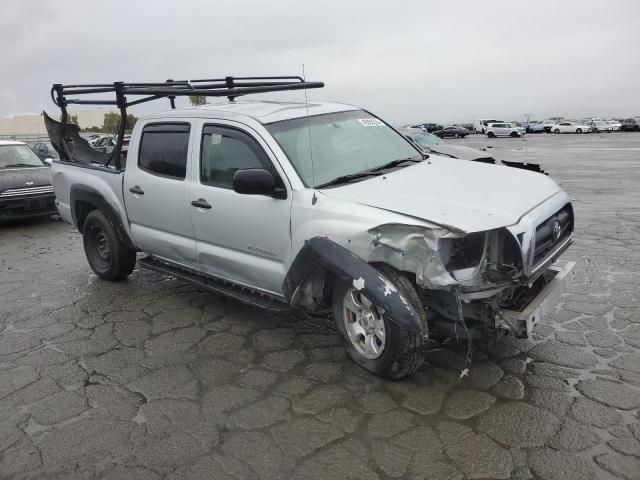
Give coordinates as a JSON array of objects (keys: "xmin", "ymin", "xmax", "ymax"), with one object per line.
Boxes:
[
  {"xmin": 576, "ymin": 128, "xmax": 583, "ymax": 134},
  {"xmin": 554, "ymin": 129, "xmax": 560, "ymax": 134},
  {"xmin": 487, "ymin": 132, "xmax": 496, "ymax": 138},
  {"xmin": 332, "ymin": 269, "xmax": 428, "ymax": 379},
  {"xmin": 83, "ymin": 210, "xmax": 136, "ymax": 281}
]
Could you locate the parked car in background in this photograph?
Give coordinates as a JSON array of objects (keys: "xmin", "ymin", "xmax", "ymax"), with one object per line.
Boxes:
[
  {"xmin": 433, "ymin": 125, "xmax": 469, "ymax": 138},
  {"xmin": 400, "ymin": 128, "xmax": 495, "ymax": 162},
  {"xmin": 525, "ymin": 121, "xmax": 545, "ymax": 133},
  {"xmin": 588, "ymin": 120, "xmax": 613, "ymax": 133},
  {"xmin": 92, "ymin": 136, "xmax": 116, "ymax": 153},
  {"xmin": 474, "ymin": 119, "xmax": 502, "ymax": 134},
  {"xmin": 485, "ymin": 122, "xmax": 526, "ymax": 138},
  {"xmin": 551, "ymin": 121, "xmax": 591, "ymax": 134},
  {"xmin": 410, "ymin": 123, "xmax": 443, "ymax": 133},
  {"xmin": 29, "ymin": 141, "xmax": 59, "ymax": 164},
  {"xmin": 606, "ymin": 120, "xmax": 622, "ymax": 131},
  {"xmin": 621, "ymin": 117, "xmax": 640, "ymax": 131},
  {"xmin": 542, "ymin": 120, "xmax": 557, "ymax": 133},
  {"xmin": 0, "ymin": 140, "xmax": 57, "ymax": 221}
]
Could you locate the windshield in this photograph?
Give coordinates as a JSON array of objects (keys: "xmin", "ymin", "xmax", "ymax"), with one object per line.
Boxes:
[
  {"xmin": 0, "ymin": 145, "xmax": 45, "ymax": 168},
  {"xmin": 406, "ymin": 131, "xmax": 444, "ymax": 148},
  {"xmin": 266, "ymin": 110, "xmax": 421, "ymax": 187}
]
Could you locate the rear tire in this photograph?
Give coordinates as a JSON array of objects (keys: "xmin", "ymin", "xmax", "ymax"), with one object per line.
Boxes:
[
  {"xmin": 332, "ymin": 268, "xmax": 428, "ymax": 379},
  {"xmin": 83, "ymin": 210, "xmax": 136, "ymax": 281}
]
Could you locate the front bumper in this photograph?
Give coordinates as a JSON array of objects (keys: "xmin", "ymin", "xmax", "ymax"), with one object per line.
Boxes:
[
  {"xmin": 0, "ymin": 194, "xmax": 57, "ymax": 221},
  {"xmin": 497, "ymin": 260, "xmax": 575, "ymax": 338}
]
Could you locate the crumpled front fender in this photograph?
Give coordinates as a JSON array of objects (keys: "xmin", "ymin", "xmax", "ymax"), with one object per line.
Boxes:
[{"xmin": 283, "ymin": 237, "xmax": 427, "ymax": 335}]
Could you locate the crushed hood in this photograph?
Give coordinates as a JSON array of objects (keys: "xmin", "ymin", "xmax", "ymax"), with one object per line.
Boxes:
[
  {"xmin": 320, "ymin": 155, "xmax": 563, "ymax": 233},
  {"xmin": 0, "ymin": 167, "xmax": 51, "ymax": 192}
]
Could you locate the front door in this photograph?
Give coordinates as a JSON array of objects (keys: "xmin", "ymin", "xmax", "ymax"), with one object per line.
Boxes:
[
  {"xmin": 189, "ymin": 121, "xmax": 292, "ymax": 296},
  {"xmin": 123, "ymin": 121, "xmax": 197, "ymax": 266}
]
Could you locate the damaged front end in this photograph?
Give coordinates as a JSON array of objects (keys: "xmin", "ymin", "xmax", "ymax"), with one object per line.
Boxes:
[{"xmin": 286, "ymin": 204, "xmax": 574, "ymax": 342}]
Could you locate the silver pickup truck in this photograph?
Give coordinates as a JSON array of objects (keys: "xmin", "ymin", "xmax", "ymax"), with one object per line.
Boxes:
[{"xmin": 47, "ymin": 77, "xmax": 574, "ymax": 378}]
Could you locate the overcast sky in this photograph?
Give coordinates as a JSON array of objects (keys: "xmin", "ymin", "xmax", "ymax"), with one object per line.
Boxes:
[{"xmin": 1, "ymin": 0, "xmax": 639, "ymax": 124}]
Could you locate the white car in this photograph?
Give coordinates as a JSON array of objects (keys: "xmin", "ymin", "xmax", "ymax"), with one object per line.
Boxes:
[
  {"xmin": 588, "ymin": 120, "xmax": 613, "ymax": 133},
  {"xmin": 606, "ymin": 120, "xmax": 622, "ymax": 131},
  {"xmin": 485, "ymin": 122, "xmax": 526, "ymax": 138},
  {"xmin": 551, "ymin": 122, "xmax": 591, "ymax": 134}
]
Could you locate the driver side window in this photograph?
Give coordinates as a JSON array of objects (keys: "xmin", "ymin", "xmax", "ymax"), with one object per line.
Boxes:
[{"xmin": 200, "ymin": 126, "xmax": 271, "ymax": 189}]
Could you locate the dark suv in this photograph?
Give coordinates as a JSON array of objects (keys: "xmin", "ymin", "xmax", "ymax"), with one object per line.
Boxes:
[{"xmin": 621, "ymin": 117, "xmax": 640, "ymax": 131}]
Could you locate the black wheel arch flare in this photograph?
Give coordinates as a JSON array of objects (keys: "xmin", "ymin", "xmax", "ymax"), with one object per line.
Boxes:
[{"xmin": 283, "ymin": 237, "xmax": 427, "ymax": 335}]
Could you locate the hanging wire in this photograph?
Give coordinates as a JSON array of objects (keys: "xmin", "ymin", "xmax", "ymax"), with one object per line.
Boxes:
[{"xmin": 454, "ymin": 285, "xmax": 473, "ymax": 376}]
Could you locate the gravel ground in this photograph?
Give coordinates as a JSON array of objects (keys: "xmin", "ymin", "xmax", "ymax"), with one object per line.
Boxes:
[{"xmin": 1, "ymin": 132, "xmax": 639, "ymax": 479}]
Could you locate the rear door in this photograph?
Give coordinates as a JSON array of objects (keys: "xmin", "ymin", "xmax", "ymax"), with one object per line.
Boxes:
[
  {"xmin": 123, "ymin": 121, "xmax": 197, "ymax": 266},
  {"xmin": 189, "ymin": 120, "xmax": 292, "ymax": 295}
]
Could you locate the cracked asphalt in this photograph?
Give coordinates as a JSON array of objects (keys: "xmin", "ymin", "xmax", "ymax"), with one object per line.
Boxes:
[{"xmin": 1, "ymin": 133, "xmax": 639, "ymax": 479}]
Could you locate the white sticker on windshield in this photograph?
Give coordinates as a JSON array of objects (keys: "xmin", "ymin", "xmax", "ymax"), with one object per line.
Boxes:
[
  {"xmin": 358, "ymin": 118, "xmax": 384, "ymax": 127},
  {"xmin": 209, "ymin": 134, "xmax": 222, "ymax": 145}
]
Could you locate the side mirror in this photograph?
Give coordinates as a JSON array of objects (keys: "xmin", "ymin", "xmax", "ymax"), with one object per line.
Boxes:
[
  {"xmin": 44, "ymin": 158, "xmax": 54, "ymax": 166},
  {"xmin": 233, "ymin": 168, "xmax": 284, "ymax": 198}
]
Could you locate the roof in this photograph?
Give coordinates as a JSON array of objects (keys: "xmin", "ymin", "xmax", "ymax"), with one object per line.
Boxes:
[
  {"xmin": 0, "ymin": 140, "xmax": 25, "ymax": 146},
  {"xmin": 143, "ymin": 100, "xmax": 360, "ymax": 124}
]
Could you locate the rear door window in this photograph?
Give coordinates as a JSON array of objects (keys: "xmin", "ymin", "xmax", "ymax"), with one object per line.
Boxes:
[{"xmin": 138, "ymin": 123, "xmax": 190, "ymax": 179}]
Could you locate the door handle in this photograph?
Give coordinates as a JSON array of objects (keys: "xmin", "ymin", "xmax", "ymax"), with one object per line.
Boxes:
[
  {"xmin": 191, "ymin": 199, "xmax": 212, "ymax": 210},
  {"xmin": 129, "ymin": 186, "xmax": 144, "ymax": 195}
]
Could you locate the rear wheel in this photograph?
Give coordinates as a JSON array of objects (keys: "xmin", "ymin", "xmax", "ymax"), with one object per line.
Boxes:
[
  {"xmin": 332, "ymin": 269, "xmax": 428, "ymax": 379},
  {"xmin": 83, "ymin": 210, "xmax": 136, "ymax": 281}
]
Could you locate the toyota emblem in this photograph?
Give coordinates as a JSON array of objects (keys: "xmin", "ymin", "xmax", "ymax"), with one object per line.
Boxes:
[{"xmin": 552, "ymin": 221, "xmax": 562, "ymax": 242}]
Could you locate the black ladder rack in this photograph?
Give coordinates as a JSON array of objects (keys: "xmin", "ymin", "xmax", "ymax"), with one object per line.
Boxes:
[{"xmin": 48, "ymin": 75, "xmax": 324, "ymax": 169}]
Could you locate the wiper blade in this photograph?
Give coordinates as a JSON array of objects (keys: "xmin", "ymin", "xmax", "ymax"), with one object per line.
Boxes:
[
  {"xmin": 367, "ymin": 156, "xmax": 424, "ymax": 172},
  {"xmin": 315, "ymin": 171, "xmax": 381, "ymax": 188},
  {"xmin": 3, "ymin": 163, "xmax": 41, "ymax": 168},
  {"xmin": 315, "ymin": 157, "xmax": 425, "ymax": 189}
]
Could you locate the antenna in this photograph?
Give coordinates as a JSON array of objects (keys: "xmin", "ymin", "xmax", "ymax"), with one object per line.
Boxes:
[{"xmin": 302, "ymin": 64, "xmax": 317, "ymax": 205}]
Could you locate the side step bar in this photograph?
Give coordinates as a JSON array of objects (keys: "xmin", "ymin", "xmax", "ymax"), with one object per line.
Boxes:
[{"xmin": 138, "ymin": 256, "xmax": 292, "ymax": 313}]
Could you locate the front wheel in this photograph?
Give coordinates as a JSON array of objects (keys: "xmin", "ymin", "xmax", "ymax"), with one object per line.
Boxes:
[
  {"xmin": 510, "ymin": 131, "xmax": 519, "ymax": 138},
  {"xmin": 83, "ymin": 210, "xmax": 137, "ymax": 281},
  {"xmin": 576, "ymin": 128, "xmax": 583, "ymax": 134},
  {"xmin": 332, "ymin": 269, "xmax": 428, "ymax": 379},
  {"xmin": 487, "ymin": 132, "xmax": 496, "ymax": 138},
  {"xmin": 554, "ymin": 129, "xmax": 560, "ymax": 134}
]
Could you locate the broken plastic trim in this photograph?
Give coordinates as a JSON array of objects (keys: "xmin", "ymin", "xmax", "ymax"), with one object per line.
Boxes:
[
  {"xmin": 283, "ymin": 237, "xmax": 426, "ymax": 335},
  {"xmin": 43, "ymin": 111, "xmax": 113, "ymax": 168}
]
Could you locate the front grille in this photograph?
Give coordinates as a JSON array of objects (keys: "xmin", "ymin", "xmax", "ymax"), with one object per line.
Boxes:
[
  {"xmin": 0, "ymin": 185, "xmax": 54, "ymax": 197},
  {"xmin": 533, "ymin": 204, "xmax": 573, "ymax": 266}
]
